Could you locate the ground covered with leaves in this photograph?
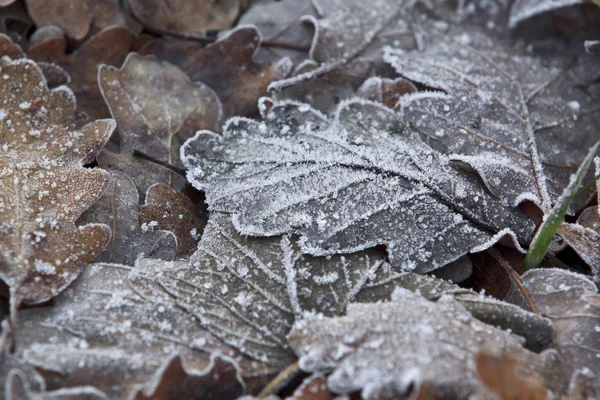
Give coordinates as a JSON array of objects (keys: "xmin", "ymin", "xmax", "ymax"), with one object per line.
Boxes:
[{"xmin": 0, "ymin": 0, "xmax": 600, "ymax": 399}]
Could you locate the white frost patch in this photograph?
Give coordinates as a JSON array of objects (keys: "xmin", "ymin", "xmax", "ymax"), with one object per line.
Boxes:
[
  {"xmin": 313, "ymin": 271, "xmax": 339, "ymax": 285},
  {"xmin": 35, "ymin": 259, "xmax": 57, "ymax": 275}
]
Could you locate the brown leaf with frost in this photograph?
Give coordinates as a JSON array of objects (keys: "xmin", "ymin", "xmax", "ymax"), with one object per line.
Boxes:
[
  {"xmin": 139, "ymin": 184, "xmax": 206, "ymax": 255},
  {"xmin": 132, "ymin": 354, "xmax": 244, "ymax": 400},
  {"xmin": 126, "ymin": 0, "xmax": 241, "ymax": 36},
  {"xmin": 77, "ymin": 171, "xmax": 177, "ymax": 265},
  {"xmin": 140, "ymin": 26, "xmax": 290, "ymax": 119},
  {"xmin": 27, "ymin": 25, "xmax": 134, "ymax": 120},
  {"xmin": 97, "ymin": 52, "xmax": 221, "ymax": 195},
  {"xmin": 4, "ymin": 262, "xmax": 276, "ymax": 398},
  {"xmin": 25, "ymin": 0, "xmax": 140, "ymax": 40},
  {"xmin": 288, "ymin": 289, "xmax": 568, "ymax": 400},
  {"xmin": 0, "ymin": 56, "xmax": 113, "ymax": 305}
]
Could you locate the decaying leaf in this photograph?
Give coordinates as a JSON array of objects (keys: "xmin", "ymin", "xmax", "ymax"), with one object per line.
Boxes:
[
  {"xmin": 182, "ymin": 98, "xmax": 534, "ymax": 273},
  {"xmin": 0, "ymin": 56, "xmax": 112, "ymax": 304},
  {"xmin": 4, "ymin": 262, "xmax": 276, "ymax": 398},
  {"xmin": 140, "ymin": 26, "xmax": 291, "ymax": 119},
  {"xmin": 139, "ymin": 183, "xmax": 206, "ymax": 255},
  {"xmin": 385, "ymin": 28, "xmax": 600, "ymax": 212},
  {"xmin": 78, "ymin": 171, "xmax": 177, "ymax": 265},
  {"xmin": 509, "ymin": 0, "xmax": 586, "ymax": 28},
  {"xmin": 25, "ymin": 0, "xmax": 140, "ymax": 40},
  {"xmin": 0, "ymin": 1, "xmax": 34, "ymax": 46},
  {"xmin": 126, "ymin": 0, "xmax": 241, "ymax": 35},
  {"xmin": 97, "ymin": 52, "xmax": 221, "ymax": 194},
  {"xmin": 522, "ymin": 268, "xmax": 600, "ymax": 391},
  {"xmin": 288, "ymin": 288, "xmax": 567, "ymax": 400},
  {"xmin": 138, "ymin": 213, "xmax": 552, "ymax": 369},
  {"xmin": 27, "ymin": 25, "xmax": 134, "ymax": 120}
]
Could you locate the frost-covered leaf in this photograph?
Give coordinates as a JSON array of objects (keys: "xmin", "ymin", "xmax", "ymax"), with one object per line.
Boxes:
[
  {"xmin": 0, "ymin": 56, "xmax": 112, "ymax": 304},
  {"xmin": 509, "ymin": 0, "xmax": 586, "ymax": 28},
  {"xmin": 27, "ymin": 25, "xmax": 134, "ymax": 120},
  {"xmin": 78, "ymin": 171, "xmax": 177, "ymax": 265},
  {"xmin": 236, "ymin": 0, "xmax": 316, "ymax": 64},
  {"xmin": 140, "ymin": 26, "xmax": 291, "ymax": 119},
  {"xmin": 126, "ymin": 0, "xmax": 240, "ymax": 36},
  {"xmin": 139, "ymin": 184, "xmax": 206, "ymax": 255},
  {"xmin": 288, "ymin": 289, "xmax": 568, "ymax": 400},
  {"xmin": 25, "ymin": 0, "xmax": 140, "ymax": 40},
  {"xmin": 138, "ymin": 213, "xmax": 551, "ymax": 368},
  {"xmin": 522, "ymin": 268, "xmax": 600, "ymax": 391},
  {"xmin": 97, "ymin": 52, "xmax": 221, "ymax": 195},
  {"xmin": 385, "ymin": 28, "xmax": 600, "ymax": 211},
  {"xmin": 182, "ymin": 98, "xmax": 534, "ymax": 272},
  {"xmin": 4, "ymin": 262, "xmax": 275, "ymax": 398}
]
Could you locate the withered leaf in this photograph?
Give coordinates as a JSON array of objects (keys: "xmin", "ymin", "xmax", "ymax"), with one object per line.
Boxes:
[
  {"xmin": 78, "ymin": 171, "xmax": 177, "ymax": 265},
  {"xmin": 126, "ymin": 0, "xmax": 241, "ymax": 35},
  {"xmin": 0, "ymin": 56, "xmax": 112, "ymax": 304},
  {"xmin": 522, "ymin": 268, "xmax": 600, "ymax": 392},
  {"xmin": 27, "ymin": 25, "xmax": 134, "ymax": 120},
  {"xmin": 97, "ymin": 52, "xmax": 221, "ymax": 195},
  {"xmin": 509, "ymin": 0, "xmax": 586, "ymax": 28},
  {"xmin": 138, "ymin": 213, "xmax": 551, "ymax": 368},
  {"xmin": 140, "ymin": 26, "xmax": 290, "ymax": 119},
  {"xmin": 139, "ymin": 183, "xmax": 206, "ymax": 255},
  {"xmin": 385, "ymin": 28, "xmax": 600, "ymax": 211},
  {"xmin": 5, "ymin": 262, "xmax": 276, "ymax": 398},
  {"xmin": 182, "ymin": 98, "xmax": 534, "ymax": 273},
  {"xmin": 25, "ymin": 0, "xmax": 140, "ymax": 40},
  {"xmin": 289, "ymin": 289, "xmax": 568, "ymax": 400}
]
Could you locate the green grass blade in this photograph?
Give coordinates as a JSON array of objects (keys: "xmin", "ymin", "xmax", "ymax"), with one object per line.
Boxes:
[{"xmin": 524, "ymin": 141, "xmax": 600, "ymax": 270}]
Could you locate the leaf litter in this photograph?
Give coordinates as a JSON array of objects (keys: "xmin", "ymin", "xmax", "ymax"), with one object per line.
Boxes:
[{"xmin": 1, "ymin": 0, "xmax": 600, "ymax": 398}]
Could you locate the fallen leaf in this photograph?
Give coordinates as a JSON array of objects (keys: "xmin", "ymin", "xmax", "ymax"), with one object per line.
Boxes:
[
  {"xmin": 522, "ymin": 268, "xmax": 600, "ymax": 392},
  {"xmin": 97, "ymin": 52, "xmax": 221, "ymax": 194},
  {"xmin": 77, "ymin": 171, "xmax": 177, "ymax": 265},
  {"xmin": 139, "ymin": 183, "xmax": 206, "ymax": 255},
  {"xmin": 288, "ymin": 288, "xmax": 567, "ymax": 400},
  {"xmin": 475, "ymin": 351, "xmax": 548, "ymax": 400},
  {"xmin": 385, "ymin": 28, "xmax": 600, "ymax": 212},
  {"xmin": 138, "ymin": 212, "xmax": 552, "ymax": 368},
  {"xmin": 140, "ymin": 26, "xmax": 290, "ymax": 119},
  {"xmin": 181, "ymin": 98, "xmax": 534, "ymax": 273},
  {"xmin": 0, "ymin": 1, "xmax": 33, "ymax": 46},
  {"xmin": 25, "ymin": 0, "xmax": 140, "ymax": 40},
  {"xmin": 509, "ymin": 0, "xmax": 586, "ymax": 28},
  {"xmin": 126, "ymin": 0, "xmax": 241, "ymax": 35},
  {"xmin": 27, "ymin": 25, "xmax": 134, "ymax": 120},
  {"xmin": 0, "ymin": 56, "xmax": 113, "ymax": 305},
  {"xmin": 5, "ymin": 262, "xmax": 276, "ymax": 398},
  {"xmin": 131, "ymin": 354, "xmax": 244, "ymax": 400}
]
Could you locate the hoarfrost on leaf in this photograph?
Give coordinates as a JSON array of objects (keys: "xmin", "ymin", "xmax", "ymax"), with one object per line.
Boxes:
[{"xmin": 182, "ymin": 98, "xmax": 534, "ymax": 272}]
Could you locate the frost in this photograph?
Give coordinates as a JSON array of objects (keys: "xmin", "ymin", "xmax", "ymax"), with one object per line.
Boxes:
[
  {"xmin": 182, "ymin": 98, "xmax": 534, "ymax": 273},
  {"xmin": 509, "ymin": 0, "xmax": 585, "ymax": 28}
]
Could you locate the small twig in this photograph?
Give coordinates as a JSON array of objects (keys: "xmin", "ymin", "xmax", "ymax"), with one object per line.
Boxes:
[
  {"xmin": 258, "ymin": 361, "xmax": 306, "ymax": 398},
  {"xmin": 268, "ymin": 8, "xmax": 403, "ymax": 92},
  {"xmin": 132, "ymin": 149, "xmax": 187, "ymax": 177}
]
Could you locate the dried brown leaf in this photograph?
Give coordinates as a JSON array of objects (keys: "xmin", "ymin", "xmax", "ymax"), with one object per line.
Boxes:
[
  {"xmin": 27, "ymin": 25, "xmax": 134, "ymax": 120},
  {"xmin": 97, "ymin": 52, "xmax": 221, "ymax": 194},
  {"xmin": 78, "ymin": 171, "xmax": 177, "ymax": 265},
  {"xmin": 140, "ymin": 26, "xmax": 290, "ymax": 119},
  {"xmin": 126, "ymin": 0, "xmax": 240, "ymax": 35},
  {"xmin": 25, "ymin": 0, "xmax": 140, "ymax": 40},
  {"xmin": 0, "ymin": 56, "xmax": 113, "ymax": 304},
  {"xmin": 139, "ymin": 184, "xmax": 206, "ymax": 255}
]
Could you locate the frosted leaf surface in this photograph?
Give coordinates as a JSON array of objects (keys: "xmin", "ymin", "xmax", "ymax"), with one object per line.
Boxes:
[
  {"xmin": 138, "ymin": 213, "xmax": 550, "ymax": 366},
  {"xmin": 97, "ymin": 53, "xmax": 222, "ymax": 195},
  {"xmin": 78, "ymin": 171, "xmax": 177, "ymax": 265},
  {"xmin": 288, "ymin": 289, "xmax": 567, "ymax": 400},
  {"xmin": 5, "ymin": 262, "xmax": 272, "ymax": 398},
  {"xmin": 0, "ymin": 56, "xmax": 113, "ymax": 304},
  {"xmin": 509, "ymin": 0, "xmax": 585, "ymax": 28},
  {"xmin": 182, "ymin": 98, "xmax": 534, "ymax": 272},
  {"xmin": 385, "ymin": 29, "xmax": 600, "ymax": 209},
  {"xmin": 522, "ymin": 268, "xmax": 600, "ymax": 391}
]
